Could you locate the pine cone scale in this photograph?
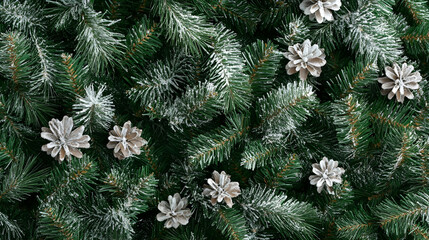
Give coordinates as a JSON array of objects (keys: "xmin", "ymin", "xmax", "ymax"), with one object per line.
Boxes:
[
  {"xmin": 41, "ymin": 132, "xmax": 56, "ymax": 141},
  {"xmin": 68, "ymin": 126, "xmax": 85, "ymax": 140},
  {"xmin": 69, "ymin": 147, "xmax": 82, "ymax": 158},
  {"xmin": 78, "ymin": 141, "xmax": 90, "ymax": 148}
]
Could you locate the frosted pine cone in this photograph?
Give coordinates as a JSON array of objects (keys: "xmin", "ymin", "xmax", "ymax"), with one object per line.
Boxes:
[
  {"xmin": 300, "ymin": 0, "xmax": 342, "ymax": 23},
  {"xmin": 309, "ymin": 157, "xmax": 345, "ymax": 194},
  {"xmin": 202, "ymin": 170, "xmax": 241, "ymax": 208},
  {"xmin": 107, "ymin": 121, "xmax": 147, "ymax": 160},
  {"xmin": 378, "ymin": 63, "xmax": 422, "ymax": 103},
  {"xmin": 156, "ymin": 193, "xmax": 192, "ymax": 229},
  {"xmin": 284, "ymin": 39, "xmax": 326, "ymax": 81},
  {"xmin": 41, "ymin": 116, "xmax": 90, "ymax": 162}
]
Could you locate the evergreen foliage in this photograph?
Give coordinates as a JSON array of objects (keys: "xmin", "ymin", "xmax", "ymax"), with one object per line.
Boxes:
[
  {"xmin": 208, "ymin": 26, "xmax": 251, "ymax": 113},
  {"xmin": 73, "ymin": 84, "xmax": 115, "ymax": 132},
  {"xmin": 0, "ymin": 0, "xmax": 428, "ymax": 239},
  {"xmin": 242, "ymin": 185, "xmax": 319, "ymax": 240}
]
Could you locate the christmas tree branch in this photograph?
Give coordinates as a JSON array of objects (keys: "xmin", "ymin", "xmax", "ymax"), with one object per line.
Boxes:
[
  {"xmin": 187, "ymin": 114, "xmax": 249, "ymax": 168},
  {"xmin": 207, "ymin": 26, "xmax": 251, "ymax": 113},
  {"xmin": 243, "ymin": 40, "xmax": 281, "ymax": 97}
]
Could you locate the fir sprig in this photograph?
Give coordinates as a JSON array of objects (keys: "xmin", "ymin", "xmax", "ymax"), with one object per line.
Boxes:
[
  {"xmin": 187, "ymin": 114, "xmax": 250, "ymax": 169},
  {"xmin": 207, "ymin": 26, "xmax": 252, "ymax": 113},
  {"xmin": 241, "ymin": 185, "xmax": 319, "ymax": 240}
]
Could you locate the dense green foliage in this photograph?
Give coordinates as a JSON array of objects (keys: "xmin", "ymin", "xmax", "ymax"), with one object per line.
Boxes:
[{"xmin": 0, "ymin": 0, "xmax": 428, "ymax": 239}]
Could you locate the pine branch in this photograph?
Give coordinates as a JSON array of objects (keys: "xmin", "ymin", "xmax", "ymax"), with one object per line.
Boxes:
[
  {"xmin": 101, "ymin": 168, "xmax": 127, "ymax": 196},
  {"xmin": 242, "ymin": 40, "xmax": 282, "ymax": 97},
  {"xmin": 123, "ymin": 167, "xmax": 157, "ymax": 213},
  {"xmin": 255, "ymin": 153, "xmax": 301, "ymax": 189},
  {"xmin": 77, "ymin": 197, "xmax": 136, "ymax": 240},
  {"xmin": 141, "ymin": 144, "xmax": 162, "ymax": 177},
  {"xmin": 398, "ymin": 0, "xmax": 429, "ymax": 25},
  {"xmin": 73, "ymin": 84, "xmax": 115, "ymax": 133},
  {"xmin": 167, "ymin": 81, "xmax": 222, "ymax": 130},
  {"xmin": 390, "ymin": 131, "xmax": 419, "ymax": 171},
  {"xmin": 375, "ymin": 189, "xmax": 429, "ymax": 237},
  {"xmin": 0, "ymin": 30, "xmax": 32, "ymax": 92},
  {"xmin": 0, "ymin": 143, "xmax": 18, "ymax": 166},
  {"xmin": 162, "ymin": 220, "xmax": 210, "ymax": 240},
  {"xmin": 255, "ymin": 0, "xmax": 292, "ymax": 30},
  {"xmin": 38, "ymin": 204, "xmax": 77, "ymax": 240},
  {"xmin": 331, "ymin": 95, "xmax": 372, "ymax": 157},
  {"xmin": 367, "ymin": 0, "xmax": 396, "ymax": 17},
  {"xmin": 212, "ymin": 0, "xmax": 259, "ymax": 34},
  {"xmin": 124, "ymin": 16, "xmax": 162, "ymax": 66},
  {"xmin": 47, "ymin": 0, "xmax": 125, "ymax": 75},
  {"xmin": 369, "ymin": 99, "xmax": 418, "ymax": 135},
  {"xmin": 187, "ymin": 114, "xmax": 249, "ymax": 169},
  {"xmin": 207, "ymin": 26, "xmax": 252, "ymax": 113},
  {"xmin": 40, "ymin": 155, "xmax": 99, "ymax": 204},
  {"xmin": 328, "ymin": 58, "xmax": 378, "ymax": 99},
  {"xmin": 414, "ymin": 104, "xmax": 429, "ymax": 134},
  {"xmin": 327, "ymin": 180, "xmax": 354, "ymax": 213},
  {"xmin": 127, "ymin": 56, "xmax": 191, "ymax": 121},
  {"xmin": 105, "ymin": 0, "xmax": 120, "ymax": 19},
  {"xmin": 76, "ymin": 7, "xmax": 124, "ymax": 75},
  {"xmin": 102, "ymin": 0, "xmax": 150, "ymax": 22},
  {"xmin": 388, "ymin": 13, "xmax": 410, "ymax": 38},
  {"xmin": 336, "ymin": 207, "xmax": 377, "ymax": 240},
  {"xmin": 215, "ymin": 208, "xmax": 249, "ymax": 240},
  {"xmin": 128, "ymin": 52, "xmax": 189, "ymax": 107},
  {"xmin": 338, "ymin": 3, "xmax": 403, "ymax": 65},
  {"xmin": 310, "ymin": 20, "xmax": 339, "ymax": 55},
  {"xmin": 241, "ymin": 185, "xmax": 319, "ymax": 240},
  {"xmin": 154, "ymin": 0, "xmax": 214, "ymax": 55},
  {"xmin": 275, "ymin": 110, "xmax": 339, "ymax": 160},
  {"xmin": 377, "ymin": 130, "xmax": 423, "ymax": 190},
  {"xmin": 401, "ymin": 24, "xmax": 429, "ymax": 55},
  {"xmin": 0, "ymin": 0, "xmax": 44, "ymax": 34},
  {"xmin": 411, "ymin": 223, "xmax": 429, "ymax": 240},
  {"xmin": 60, "ymin": 53, "xmax": 87, "ymax": 96},
  {"xmin": 31, "ymin": 37, "xmax": 59, "ymax": 98},
  {"xmin": 137, "ymin": 101, "xmax": 169, "ymax": 120},
  {"xmin": 101, "ymin": 166, "xmax": 157, "ymax": 213},
  {"xmin": 0, "ymin": 134, "xmax": 23, "ymax": 167},
  {"xmin": 0, "ymin": 157, "xmax": 47, "ymax": 202},
  {"xmin": 0, "ymin": 31, "xmax": 54, "ymax": 126},
  {"xmin": 0, "ymin": 211, "xmax": 23, "ymax": 240},
  {"xmin": 256, "ymin": 81, "xmax": 317, "ymax": 134},
  {"xmin": 0, "ymin": 97, "xmax": 33, "ymax": 139},
  {"xmin": 275, "ymin": 15, "xmax": 310, "ymax": 47},
  {"xmin": 45, "ymin": 0, "xmax": 85, "ymax": 30},
  {"xmin": 4, "ymin": 91, "xmax": 53, "ymax": 127},
  {"xmin": 417, "ymin": 142, "xmax": 429, "ymax": 187},
  {"xmin": 240, "ymin": 140, "xmax": 279, "ymax": 170}
]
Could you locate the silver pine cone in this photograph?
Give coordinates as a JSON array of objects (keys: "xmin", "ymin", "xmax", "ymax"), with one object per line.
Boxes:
[
  {"xmin": 378, "ymin": 63, "xmax": 422, "ymax": 103},
  {"xmin": 309, "ymin": 157, "xmax": 345, "ymax": 194},
  {"xmin": 107, "ymin": 121, "xmax": 147, "ymax": 160},
  {"xmin": 202, "ymin": 170, "xmax": 241, "ymax": 208},
  {"xmin": 41, "ymin": 116, "xmax": 90, "ymax": 162},
  {"xmin": 284, "ymin": 39, "xmax": 326, "ymax": 81},
  {"xmin": 300, "ymin": 0, "xmax": 342, "ymax": 23},
  {"xmin": 156, "ymin": 193, "xmax": 192, "ymax": 229}
]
